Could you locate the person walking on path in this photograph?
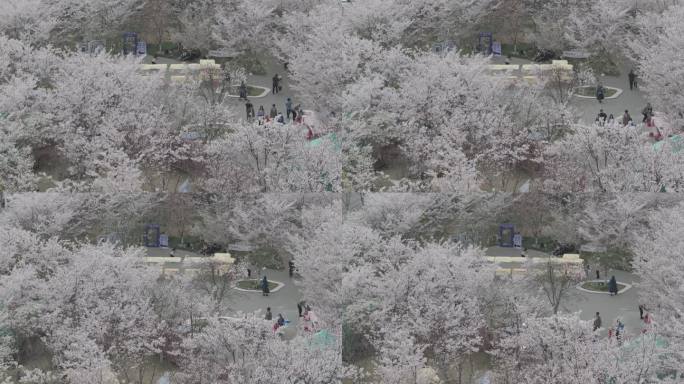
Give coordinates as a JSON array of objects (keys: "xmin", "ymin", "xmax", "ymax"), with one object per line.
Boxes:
[
  {"xmin": 615, "ymin": 319, "xmax": 625, "ymax": 345},
  {"xmin": 245, "ymin": 99, "xmax": 254, "ymax": 120},
  {"xmin": 285, "ymin": 97, "xmax": 293, "ymax": 120},
  {"xmin": 642, "ymin": 102, "xmax": 653, "ymax": 123},
  {"xmin": 261, "ymin": 275, "xmax": 270, "ymax": 296},
  {"xmin": 596, "ymin": 269, "xmax": 600, "ymax": 279},
  {"xmin": 596, "ymin": 83, "xmax": 605, "ymax": 103},
  {"xmin": 297, "ymin": 301, "xmax": 305, "ymax": 317},
  {"xmin": 622, "ymin": 110, "xmax": 632, "ymax": 126},
  {"xmin": 608, "ymin": 275, "xmax": 618, "ymax": 296},
  {"xmin": 639, "ymin": 304, "xmax": 645, "ymax": 320},
  {"xmin": 256, "ymin": 105, "xmax": 265, "ymax": 120},
  {"xmin": 265, "ymin": 307, "xmax": 272, "ymax": 321},
  {"xmin": 628, "ymin": 69, "xmax": 637, "ymax": 90},
  {"xmin": 598, "ymin": 109, "xmax": 607, "ymax": 125},
  {"xmin": 272, "ymin": 74, "xmax": 281, "ymax": 94},
  {"xmin": 593, "ymin": 312, "xmax": 602, "ymax": 331},
  {"xmin": 270, "ymin": 104, "xmax": 278, "ymax": 119},
  {"xmin": 239, "ymin": 81, "xmax": 247, "ymax": 100}
]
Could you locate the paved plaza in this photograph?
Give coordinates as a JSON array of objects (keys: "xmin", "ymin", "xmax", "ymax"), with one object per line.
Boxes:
[{"xmin": 486, "ymin": 246, "xmax": 644, "ymax": 338}]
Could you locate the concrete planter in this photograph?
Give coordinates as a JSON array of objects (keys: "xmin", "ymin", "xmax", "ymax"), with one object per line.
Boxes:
[
  {"xmin": 226, "ymin": 85, "xmax": 270, "ymax": 98},
  {"xmin": 576, "ymin": 279, "xmax": 632, "ymax": 294},
  {"xmin": 572, "ymin": 85, "xmax": 623, "ymax": 100},
  {"xmin": 234, "ymin": 279, "xmax": 285, "ymax": 293}
]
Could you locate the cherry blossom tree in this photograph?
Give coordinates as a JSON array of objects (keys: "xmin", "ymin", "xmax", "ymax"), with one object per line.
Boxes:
[
  {"xmin": 633, "ymin": 201, "xmax": 684, "ymax": 369},
  {"xmin": 491, "ymin": 312, "xmax": 676, "ymax": 383},
  {"xmin": 0, "ymin": 0, "xmax": 140, "ymax": 45},
  {"xmin": 173, "ymin": 316, "xmax": 350, "ymax": 383},
  {"xmin": 201, "ymin": 121, "xmax": 344, "ymax": 193},
  {"xmin": 195, "ymin": 193, "xmax": 301, "ymax": 255},
  {"xmin": 629, "ymin": 1, "xmax": 684, "ymax": 131},
  {"xmin": 544, "ymin": 123, "xmax": 684, "ymax": 192}
]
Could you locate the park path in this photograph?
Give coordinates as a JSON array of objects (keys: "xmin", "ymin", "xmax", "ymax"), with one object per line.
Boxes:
[
  {"xmin": 145, "ymin": 247, "xmax": 304, "ymax": 338},
  {"xmin": 565, "ymin": 269, "xmax": 643, "ymax": 338},
  {"xmin": 570, "ymin": 63, "xmax": 649, "ymax": 126},
  {"xmin": 142, "ymin": 53, "xmax": 300, "ymax": 122},
  {"xmin": 225, "ymin": 267, "xmax": 304, "ymax": 339},
  {"xmin": 485, "ymin": 247, "xmax": 644, "ymax": 337},
  {"xmin": 490, "ymin": 55, "xmax": 650, "ymax": 127},
  {"xmin": 233, "ymin": 55, "xmax": 303, "ymax": 122}
]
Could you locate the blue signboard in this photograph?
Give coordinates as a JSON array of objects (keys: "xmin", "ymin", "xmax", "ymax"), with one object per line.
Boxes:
[
  {"xmin": 492, "ymin": 41, "xmax": 502, "ymax": 56},
  {"xmin": 122, "ymin": 32, "xmax": 138, "ymax": 55},
  {"xmin": 137, "ymin": 41, "xmax": 147, "ymax": 56}
]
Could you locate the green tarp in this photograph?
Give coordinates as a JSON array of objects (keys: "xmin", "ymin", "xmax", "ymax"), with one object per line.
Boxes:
[
  {"xmin": 309, "ymin": 329, "xmax": 336, "ymax": 349},
  {"xmin": 652, "ymin": 134, "xmax": 683, "ymax": 153},
  {"xmin": 306, "ymin": 133, "xmax": 341, "ymax": 152}
]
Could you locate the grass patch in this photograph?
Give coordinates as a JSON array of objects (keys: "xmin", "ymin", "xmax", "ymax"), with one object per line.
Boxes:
[
  {"xmin": 500, "ymin": 42, "xmax": 538, "ymax": 61},
  {"xmin": 244, "ymin": 247, "xmax": 284, "ymax": 270},
  {"xmin": 574, "ymin": 86, "xmax": 619, "ymax": 97},
  {"xmin": 581, "ymin": 281, "xmax": 626, "ymax": 292},
  {"xmin": 229, "ymin": 85, "xmax": 265, "ymax": 97},
  {"xmin": 146, "ymin": 42, "xmax": 180, "ymax": 57},
  {"xmin": 167, "ymin": 235, "xmax": 203, "ymax": 251},
  {"xmin": 225, "ymin": 53, "xmax": 266, "ymax": 76},
  {"xmin": 236, "ymin": 279, "xmax": 279, "ymax": 290},
  {"xmin": 585, "ymin": 53, "xmax": 620, "ymax": 77}
]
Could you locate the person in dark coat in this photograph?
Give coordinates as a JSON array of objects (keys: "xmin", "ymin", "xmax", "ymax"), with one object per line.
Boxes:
[
  {"xmin": 285, "ymin": 97, "xmax": 293, "ymax": 120},
  {"xmin": 297, "ymin": 301, "xmax": 304, "ymax": 317},
  {"xmin": 265, "ymin": 307, "xmax": 272, "ymax": 320},
  {"xmin": 622, "ymin": 110, "xmax": 632, "ymax": 126},
  {"xmin": 642, "ymin": 103, "xmax": 653, "ymax": 123},
  {"xmin": 593, "ymin": 312, "xmax": 602, "ymax": 331},
  {"xmin": 628, "ymin": 69, "xmax": 637, "ymax": 90},
  {"xmin": 596, "ymin": 84, "xmax": 605, "ymax": 103},
  {"xmin": 272, "ymin": 74, "xmax": 280, "ymax": 94},
  {"xmin": 608, "ymin": 275, "xmax": 618, "ymax": 296},
  {"xmin": 598, "ymin": 109, "xmax": 607, "ymax": 125},
  {"xmin": 245, "ymin": 99, "xmax": 254, "ymax": 120},
  {"xmin": 270, "ymin": 104, "xmax": 278, "ymax": 118},
  {"xmin": 277, "ymin": 314, "xmax": 285, "ymax": 327},
  {"xmin": 239, "ymin": 81, "xmax": 247, "ymax": 99},
  {"xmin": 261, "ymin": 276, "xmax": 270, "ymax": 296}
]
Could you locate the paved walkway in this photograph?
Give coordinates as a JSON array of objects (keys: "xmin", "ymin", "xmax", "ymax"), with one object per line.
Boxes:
[
  {"xmin": 485, "ymin": 245, "xmax": 549, "ymax": 258},
  {"xmin": 565, "ymin": 270, "xmax": 644, "ymax": 338},
  {"xmin": 141, "ymin": 54, "xmax": 300, "ymax": 121},
  {"xmin": 224, "ymin": 267, "xmax": 304, "ymax": 339},
  {"xmin": 145, "ymin": 247, "xmax": 304, "ymax": 338},
  {"xmin": 491, "ymin": 55, "xmax": 650, "ymax": 127},
  {"xmin": 570, "ymin": 63, "xmax": 649, "ymax": 126},
  {"xmin": 232, "ymin": 55, "xmax": 302, "ymax": 122},
  {"xmin": 485, "ymin": 247, "xmax": 644, "ymax": 337}
]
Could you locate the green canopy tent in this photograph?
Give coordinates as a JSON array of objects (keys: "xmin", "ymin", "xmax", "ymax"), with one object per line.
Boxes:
[
  {"xmin": 652, "ymin": 134, "xmax": 683, "ymax": 153},
  {"xmin": 309, "ymin": 329, "xmax": 336, "ymax": 349},
  {"xmin": 607, "ymin": 333, "xmax": 679, "ymax": 381},
  {"xmin": 304, "ymin": 133, "xmax": 341, "ymax": 191},
  {"xmin": 305, "ymin": 132, "xmax": 341, "ymax": 152}
]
